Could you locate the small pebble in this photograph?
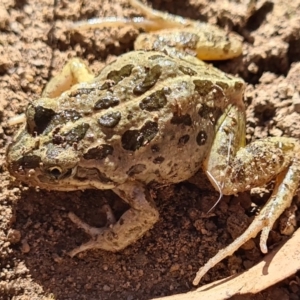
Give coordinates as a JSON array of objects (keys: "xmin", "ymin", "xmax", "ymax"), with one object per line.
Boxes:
[
  {"xmin": 103, "ymin": 285, "xmax": 111, "ymax": 292},
  {"xmin": 7, "ymin": 229, "xmax": 21, "ymax": 244},
  {"xmin": 169, "ymin": 263, "xmax": 180, "ymax": 272},
  {"xmin": 21, "ymin": 240, "xmax": 30, "ymax": 253}
]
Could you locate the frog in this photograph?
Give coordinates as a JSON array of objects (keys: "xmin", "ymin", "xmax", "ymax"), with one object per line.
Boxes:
[{"xmin": 6, "ymin": 0, "xmax": 300, "ymax": 286}]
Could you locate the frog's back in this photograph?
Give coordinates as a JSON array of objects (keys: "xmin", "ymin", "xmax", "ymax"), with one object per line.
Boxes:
[{"xmin": 71, "ymin": 51, "xmax": 245, "ymax": 185}]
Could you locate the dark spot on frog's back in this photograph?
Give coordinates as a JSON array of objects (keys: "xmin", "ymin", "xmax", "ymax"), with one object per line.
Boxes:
[
  {"xmin": 26, "ymin": 105, "xmax": 55, "ymax": 135},
  {"xmin": 216, "ymin": 81, "xmax": 229, "ymax": 90},
  {"xmin": 198, "ymin": 104, "xmax": 222, "ymax": 122},
  {"xmin": 196, "ymin": 130, "xmax": 208, "ymax": 146},
  {"xmin": 133, "ymin": 65, "xmax": 162, "ymax": 95},
  {"xmin": 234, "ymin": 81, "xmax": 244, "ymax": 91},
  {"xmin": 193, "ymin": 79, "xmax": 214, "ymax": 96},
  {"xmin": 98, "ymin": 111, "xmax": 121, "ymax": 128},
  {"xmin": 12, "ymin": 155, "xmax": 41, "ymax": 171},
  {"xmin": 178, "ymin": 135, "xmax": 190, "ymax": 147},
  {"xmin": 52, "ymin": 134, "xmax": 64, "ymax": 145},
  {"xmin": 107, "ymin": 64, "xmax": 134, "ymax": 83},
  {"xmin": 139, "ymin": 88, "xmax": 170, "ymax": 111},
  {"xmin": 178, "ymin": 65, "xmax": 197, "ymax": 76},
  {"xmin": 171, "ymin": 113, "xmax": 192, "ymax": 126},
  {"xmin": 127, "ymin": 164, "xmax": 146, "ymax": 176},
  {"xmin": 64, "ymin": 123, "xmax": 90, "ymax": 144},
  {"xmin": 94, "ymin": 95, "xmax": 120, "ymax": 110},
  {"xmin": 122, "ymin": 121, "xmax": 158, "ymax": 151},
  {"xmin": 99, "ymin": 81, "xmax": 115, "ymax": 90},
  {"xmin": 83, "ymin": 144, "xmax": 114, "ymax": 160},
  {"xmin": 153, "ymin": 156, "xmax": 165, "ymax": 164}
]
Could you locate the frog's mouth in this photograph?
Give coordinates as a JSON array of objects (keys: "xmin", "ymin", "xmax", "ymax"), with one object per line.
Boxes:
[
  {"xmin": 7, "ymin": 155, "xmax": 116, "ymax": 191},
  {"xmin": 7, "ymin": 156, "xmax": 79, "ymax": 190},
  {"xmin": 6, "ymin": 135, "xmax": 117, "ymax": 190}
]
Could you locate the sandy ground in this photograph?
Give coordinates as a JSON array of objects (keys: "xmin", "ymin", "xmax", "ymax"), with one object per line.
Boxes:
[{"xmin": 0, "ymin": 0, "xmax": 300, "ymax": 299}]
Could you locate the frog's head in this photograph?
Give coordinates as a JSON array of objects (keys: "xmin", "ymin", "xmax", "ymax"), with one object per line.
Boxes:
[
  {"xmin": 7, "ymin": 130, "xmax": 78, "ymax": 190},
  {"xmin": 6, "ymin": 101, "xmax": 112, "ymax": 191}
]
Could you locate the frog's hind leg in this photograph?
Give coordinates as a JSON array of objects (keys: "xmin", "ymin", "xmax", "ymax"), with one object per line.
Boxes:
[
  {"xmin": 194, "ymin": 104, "xmax": 300, "ymax": 285},
  {"xmin": 69, "ymin": 0, "xmax": 191, "ymax": 32},
  {"xmin": 68, "ymin": 181, "xmax": 159, "ymax": 256},
  {"xmin": 68, "ymin": 0, "xmax": 242, "ymax": 60},
  {"xmin": 42, "ymin": 58, "xmax": 95, "ymax": 98}
]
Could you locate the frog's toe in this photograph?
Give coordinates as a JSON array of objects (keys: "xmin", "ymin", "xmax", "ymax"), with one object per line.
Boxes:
[
  {"xmin": 67, "ymin": 211, "xmax": 114, "ymax": 257},
  {"xmin": 68, "ymin": 204, "xmax": 124, "ymax": 256},
  {"xmin": 68, "ymin": 204, "xmax": 116, "ymax": 237},
  {"xmin": 193, "ymin": 217, "xmax": 265, "ymax": 285},
  {"xmin": 102, "ymin": 204, "xmax": 117, "ymax": 226},
  {"xmin": 68, "ymin": 211, "xmax": 107, "ymax": 237}
]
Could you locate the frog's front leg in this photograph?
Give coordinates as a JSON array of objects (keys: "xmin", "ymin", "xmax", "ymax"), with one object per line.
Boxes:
[
  {"xmin": 193, "ymin": 105, "xmax": 300, "ymax": 285},
  {"xmin": 7, "ymin": 58, "xmax": 94, "ymax": 126},
  {"xmin": 68, "ymin": 181, "xmax": 159, "ymax": 257},
  {"xmin": 42, "ymin": 58, "xmax": 94, "ymax": 98}
]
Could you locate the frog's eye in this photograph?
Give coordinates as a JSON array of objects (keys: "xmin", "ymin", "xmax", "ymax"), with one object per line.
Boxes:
[
  {"xmin": 47, "ymin": 166, "xmax": 73, "ymax": 180},
  {"xmin": 26, "ymin": 105, "xmax": 56, "ymax": 135},
  {"xmin": 48, "ymin": 166, "xmax": 62, "ymax": 179}
]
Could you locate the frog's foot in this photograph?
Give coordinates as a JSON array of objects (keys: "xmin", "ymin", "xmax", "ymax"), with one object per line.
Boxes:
[
  {"xmin": 69, "ymin": 204, "xmax": 116, "ymax": 236},
  {"xmin": 68, "ymin": 204, "xmax": 116, "ymax": 257},
  {"xmin": 193, "ymin": 180, "xmax": 294, "ymax": 285},
  {"xmin": 68, "ymin": 182, "xmax": 159, "ymax": 257}
]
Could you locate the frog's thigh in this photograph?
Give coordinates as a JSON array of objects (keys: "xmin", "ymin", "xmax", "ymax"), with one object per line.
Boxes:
[
  {"xmin": 135, "ymin": 29, "xmax": 242, "ymax": 60},
  {"xmin": 42, "ymin": 58, "xmax": 95, "ymax": 98},
  {"xmin": 68, "ymin": 181, "xmax": 159, "ymax": 256},
  {"xmin": 194, "ymin": 105, "xmax": 300, "ymax": 285}
]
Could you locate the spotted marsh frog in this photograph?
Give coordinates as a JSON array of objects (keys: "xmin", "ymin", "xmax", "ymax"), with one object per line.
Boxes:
[{"xmin": 6, "ymin": 0, "xmax": 300, "ymax": 285}]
